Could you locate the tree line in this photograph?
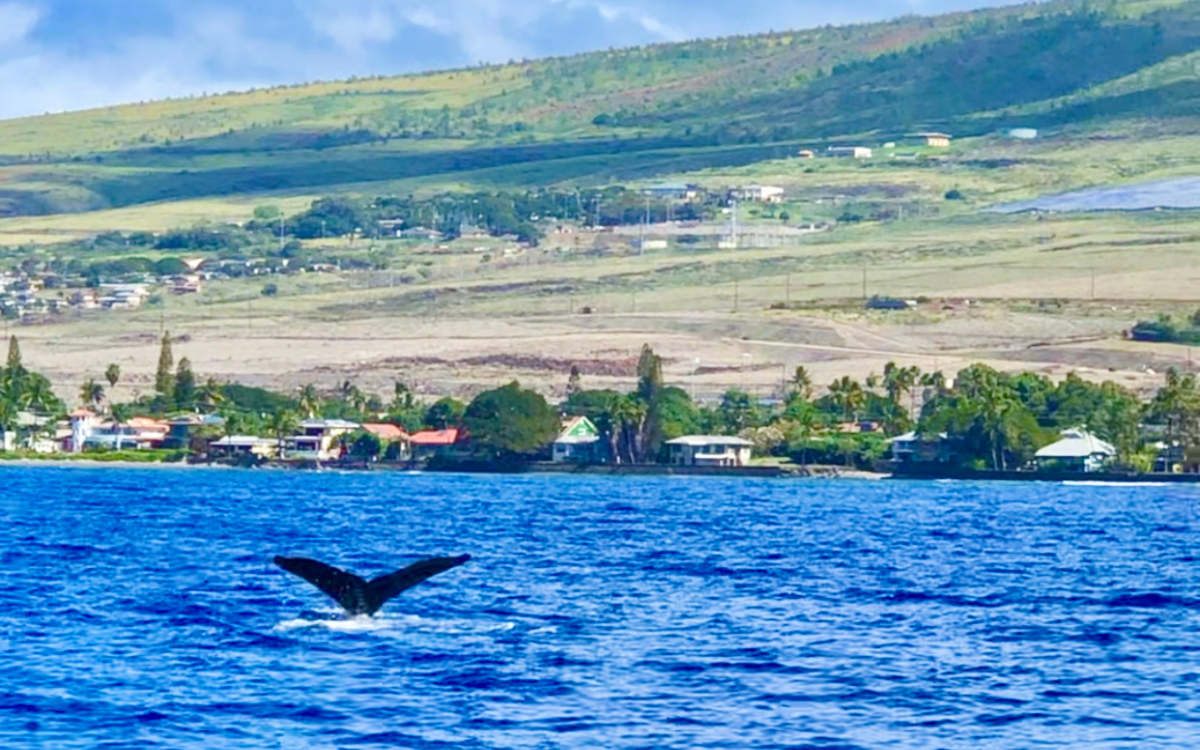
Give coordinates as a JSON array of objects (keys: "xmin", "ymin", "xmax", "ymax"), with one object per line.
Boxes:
[{"xmin": 5, "ymin": 334, "xmax": 1200, "ymax": 472}]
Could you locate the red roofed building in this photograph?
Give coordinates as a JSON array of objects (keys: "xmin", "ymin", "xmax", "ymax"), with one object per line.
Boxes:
[
  {"xmin": 362, "ymin": 423, "xmax": 407, "ymax": 442},
  {"xmin": 362, "ymin": 423, "xmax": 411, "ymax": 461},
  {"xmin": 409, "ymin": 428, "xmax": 460, "ymax": 461}
]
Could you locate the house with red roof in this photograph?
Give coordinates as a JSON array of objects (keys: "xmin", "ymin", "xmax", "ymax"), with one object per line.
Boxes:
[{"xmin": 408, "ymin": 428, "xmax": 460, "ymax": 461}]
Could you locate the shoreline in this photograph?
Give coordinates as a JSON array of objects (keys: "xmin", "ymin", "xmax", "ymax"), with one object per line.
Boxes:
[{"xmin": 5, "ymin": 457, "xmax": 1191, "ymax": 483}]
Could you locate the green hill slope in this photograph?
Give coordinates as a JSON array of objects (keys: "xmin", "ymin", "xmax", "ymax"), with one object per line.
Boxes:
[{"xmin": 3, "ymin": 0, "xmax": 1200, "ymax": 217}]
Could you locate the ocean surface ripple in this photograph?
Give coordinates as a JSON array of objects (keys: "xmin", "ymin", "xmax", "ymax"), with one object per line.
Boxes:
[{"xmin": 2, "ymin": 467, "xmax": 1198, "ymax": 748}]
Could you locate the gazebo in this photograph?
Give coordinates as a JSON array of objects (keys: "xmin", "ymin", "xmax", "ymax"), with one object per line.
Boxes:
[{"xmin": 1035, "ymin": 428, "xmax": 1115, "ymax": 473}]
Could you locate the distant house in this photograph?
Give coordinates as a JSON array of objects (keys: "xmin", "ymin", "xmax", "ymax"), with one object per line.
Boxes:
[
  {"xmin": 362, "ymin": 423, "xmax": 411, "ymax": 460},
  {"xmin": 409, "ymin": 428, "xmax": 460, "ymax": 461},
  {"xmin": 552, "ymin": 416, "xmax": 602, "ymax": 463},
  {"xmin": 912, "ymin": 132, "xmax": 952, "ymax": 148},
  {"xmin": 666, "ymin": 436, "xmax": 753, "ymax": 467},
  {"xmin": 735, "ymin": 185, "xmax": 786, "ymax": 203},
  {"xmin": 641, "ymin": 183, "xmax": 699, "ymax": 201},
  {"xmin": 164, "ymin": 414, "xmax": 225, "ymax": 450},
  {"xmin": 85, "ymin": 417, "xmax": 169, "ymax": 451},
  {"xmin": 826, "ymin": 146, "xmax": 873, "ymax": 159},
  {"xmin": 632, "ymin": 238, "xmax": 668, "ymax": 252},
  {"xmin": 171, "ymin": 275, "xmax": 203, "ymax": 294},
  {"xmin": 888, "ymin": 431, "xmax": 949, "ymax": 463},
  {"xmin": 1035, "ymin": 429, "xmax": 1116, "ymax": 473},
  {"xmin": 67, "ymin": 408, "xmax": 101, "ymax": 453},
  {"xmin": 211, "ymin": 436, "xmax": 278, "ymax": 460},
  {"xmin": 285, "ymin": 418, "xmax": 360, "ymax": 461}
]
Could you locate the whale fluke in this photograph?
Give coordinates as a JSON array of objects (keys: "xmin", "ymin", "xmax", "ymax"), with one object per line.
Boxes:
[{"xmin": 274, "ymin": 554, "xmax": 470, "ymax": 616}]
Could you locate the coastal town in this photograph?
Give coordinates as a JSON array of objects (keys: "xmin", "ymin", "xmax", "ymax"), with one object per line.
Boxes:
[{"xmin": 2, "ymin": 328, "xmax": 1198, "ymax": 480}]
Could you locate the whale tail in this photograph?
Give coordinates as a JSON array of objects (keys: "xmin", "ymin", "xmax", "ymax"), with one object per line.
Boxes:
[{"xmin": 274, "ymin": 554, "xmax": 471, "ymax": 616}]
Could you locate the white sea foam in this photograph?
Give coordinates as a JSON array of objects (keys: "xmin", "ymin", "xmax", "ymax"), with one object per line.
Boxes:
[
  {"xmin": 274, "ymin": 613, "xmax": 515, "ymax": 635},
  {"xmin": 1062, "ymin": 481, "xmax": 1174, "ymax": 488}
]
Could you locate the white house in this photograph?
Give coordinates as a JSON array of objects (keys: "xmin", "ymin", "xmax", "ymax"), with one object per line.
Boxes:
[
  {"xmin": 211, "ymin": 436, "xmax": 279, "ymax": 459},
  {"xmin": 285, "ymin": 418, "xmax": 361, "ymax": 461},
  {"xmin": 641, "ymin": 183, "xmax": 698, "ymax": 201},
  {"xmin": 553, "ymin": 416, "xmax": 602, "ymax": 463},
  {"xmin": 826, "ymin": 146, "xmax": 873, "ymax": 159},
  {"xmin": 735, "ymin": 185, "xmax": 785, "ymax": 203},
  {"xmin": 68, "ymin": 408, "xmax": 101, "ymax": 453},
  {"xmin": 1035, "ymin": 428, "xmax": 1116, "ymax": 473},
  {"xmin": 887, "ymin": 430, "xmax": 949, "ymax": 464},
  {"xmin": 666, "ymin": 436, "xmax": 753, "ymax": 467}
]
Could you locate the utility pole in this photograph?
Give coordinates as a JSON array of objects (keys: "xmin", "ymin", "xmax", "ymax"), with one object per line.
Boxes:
[
  {"xmin": 731, "ymin": 198, "xmax": 739, "ymax": 250},
  {"xmin": 640, "ymin": 196, "xmax": 650, "ymax": 256}
]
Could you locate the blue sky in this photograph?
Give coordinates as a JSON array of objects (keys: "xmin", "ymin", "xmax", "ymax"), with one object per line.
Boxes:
[{"xmin": 0, "ymin": 0, "xmax": 1022, "ymax": 119}]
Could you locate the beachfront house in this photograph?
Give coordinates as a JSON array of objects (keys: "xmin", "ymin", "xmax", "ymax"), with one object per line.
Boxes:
[
  {"xmin": 164, "ymin": 414, "xmax": 226, "ymax": 450},
  {"xmin": 83, "ymin": 417, "xmax": 169, "ymax": 451},
  {"xmin": 1035, "ymin": 428, "xmax": 1116, "ymax": 473},
  {"xmin": 67, "ymin": 408, "xmax": 101, "ymax": 453},
  {"xmin": 409, "ymin": 428, "xmax": 460, "ymax": 462},
  {"xmin": 666, "ymin": 435, "xmax": 754, "ymax": 467},
  {"xmin": 887, "ymin": 430, "xmax": 948, "ymax": 464},
  {"xmin": 210, "ymin": 436, "xmax": 278, "ymax": 460},
  {"xmin": 284, "ymin": 418, "xmax": 361, "ymax": 461},
  {"xmin": 362, "ymin": 422, "xmax": 410, "ymax": 461},
  {"xmin": 552, "ymin": 416, "xmax": 602, "ymax": 464}
]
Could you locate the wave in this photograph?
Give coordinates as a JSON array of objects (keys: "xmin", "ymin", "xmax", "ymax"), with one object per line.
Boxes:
[{"xmin": 274, "ymin": 613, "xmax": 517, "ymax": 635}]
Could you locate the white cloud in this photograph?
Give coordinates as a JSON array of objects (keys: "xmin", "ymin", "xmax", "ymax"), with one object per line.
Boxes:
[
  {"xmin": 0, "ymin": 2, "xmax": 40, "ymax": 49},
  {"xmin": 0, "ymin": 0, "xmax": 1029, "ymax": 119}
]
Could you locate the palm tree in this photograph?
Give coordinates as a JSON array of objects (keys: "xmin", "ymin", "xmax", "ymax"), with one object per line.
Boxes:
[
  {"xmin": 104, "ymin": 363, "xmax": 121, "ymax": 390},
  {"xmin": 828, "ymin": 376, "xmax": 865, "ymax": 423},
  {"xmin": 298, "ymin": 384, "xmax": 322, "ymax": 419},
  {"xmin": 196, "ymin": 378, "xmax": 225, "ymax": 414},
  {"xmin": 269, "ymin": 410, "xmax": 300, "ymax": 459},
  {"xmin": 80, "ymin": 379, "xmax": 104, "ymax": 411},
  {"xmin": 22, "ymin": 374, "xmax": 59, "ymax": 414},
  {"xmin": 789, "ymin": 366, "xmax": 813, "ymax": 402},
  {"xmin": 606, "ymin": 394, "xmax": 646, "ymax": 464}
]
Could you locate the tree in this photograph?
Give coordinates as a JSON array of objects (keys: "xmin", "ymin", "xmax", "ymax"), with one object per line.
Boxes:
[
  {"xmin": 827, "ymin": 376, "xmax": 865, "ymax": 422},
  {"xmin": 606, "ymin": 393, "xmax": 648, "ymax": 464},
  {"xmin": 6, "ymin": 336, "xmax": 22, "ymax": 374},
  {"xmin": 104, "ymin": 363, "xmax": 121, "ymax": 390},
  {"xmin": 789, "ymin": 366, "xmax": 813, "ymax": 402},
  {"xmin": 636, "ymin": 344, "xmax": 667, "ymax": 460},
  {"xmin": 463, "ymin": 381, "xmax": 560, "ymax": 459},
  {"xmin": 718, "ymin": 389, "xmax": 762, "ymax": 433},
  {"xmin": 348, "ymin": 430, "xmax": 383, "ymax": 460},
  {"xmin": 566, "ymin": 365, "xmax": 583, "ymax": 398},
  {"xmin": 175, "ymin": 358, "xmax": 197, "ymax": 411},
  {"xmin": 424, "ymin": 397, "xmax": 466, "ymax": 430},
  {"xmin": 299, "ymin": 384, "xmax": 322, "ymax": 418},
  {"xmin": 270, "ymin": 410, "xmax": 301, "ymax": 456},
  {"xmin": 80, "ymin": 379, "xmax": 104, "ymax": 411},
  {"xmin": 1148, "ymin": 368, "xmax": 1200, "ymax": 452},
  {"xmin": 155, "ymin": 332, "xmax": 174, "ymax": 402},
  {"xmin": 196, "ymin": 378, "xmax": 225, "ymax": 414}
]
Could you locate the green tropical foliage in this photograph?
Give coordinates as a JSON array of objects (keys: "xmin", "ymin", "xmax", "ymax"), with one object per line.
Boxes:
[{"xmin": 463, "ymin": 381, "xmax": 560, "ymax": 458}]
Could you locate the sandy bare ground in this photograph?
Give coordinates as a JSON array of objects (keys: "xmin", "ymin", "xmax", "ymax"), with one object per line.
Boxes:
[{"xmin": 13, "ymin": 298, "xmax": 1186, "ymax": 409}]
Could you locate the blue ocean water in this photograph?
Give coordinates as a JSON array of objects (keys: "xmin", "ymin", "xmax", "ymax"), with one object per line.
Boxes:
[{"xmin": 1, "ymin": 468, "xmax": 1199, "ymax": 749}]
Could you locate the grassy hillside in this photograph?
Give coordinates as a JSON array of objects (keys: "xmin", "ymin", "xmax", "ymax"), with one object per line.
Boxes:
[{"xmin": 3, "ymin": 0, "xmax": 1200, "ymax": 217}]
